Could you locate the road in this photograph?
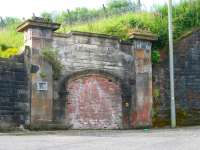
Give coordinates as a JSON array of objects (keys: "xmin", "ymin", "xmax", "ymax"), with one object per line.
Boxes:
[{"xmin": 0, "ymin": 127, "xmax": 199, "ymax": 150}]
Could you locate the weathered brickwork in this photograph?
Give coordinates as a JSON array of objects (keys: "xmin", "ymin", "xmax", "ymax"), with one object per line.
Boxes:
[
  {"xmin": 66, "ymin": 74, "xmax": 122, "ymax": 129},
  {"xmin": 0, "ymin": 55, "xmax": 29, "ymax": 128},
  {"xmin": 153, "ymin": 29, "xmax": 200, "ymax": 127}
]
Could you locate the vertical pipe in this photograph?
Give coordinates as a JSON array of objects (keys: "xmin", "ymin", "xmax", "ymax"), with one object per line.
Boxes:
[{"xmin": 168, "ymin": 0, "xmax": 176, "ymax": 128}]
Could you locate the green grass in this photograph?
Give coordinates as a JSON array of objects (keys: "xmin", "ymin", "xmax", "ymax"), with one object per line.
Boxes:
[
  {"xmin": 0, "ymin": 20, "xmax": 23, "ymax": 58},
  {"xmin": 58, "ymin": 12, "xmax": 154, "ymax": 40},
  {"xmin": 0, "ymin": 22, "xmax": 23, "ymax": 48},
  {"xmin": 0, "ymin": 0, "xmax": 199, "ymax": 59},
  {"xmin": 58, "ymin": 0, "xmax": 200, "ymax": 51}
]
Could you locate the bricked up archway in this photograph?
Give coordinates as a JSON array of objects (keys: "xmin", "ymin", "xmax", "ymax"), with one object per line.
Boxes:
[{"xmin": 66, "ymin": 73, "xmax": 122, "ymax": 129}]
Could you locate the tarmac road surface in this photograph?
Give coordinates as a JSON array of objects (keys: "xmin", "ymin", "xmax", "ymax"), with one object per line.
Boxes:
[{"xmin": 0, "ymin": 127, "xmax": 199, "ymax": 150}]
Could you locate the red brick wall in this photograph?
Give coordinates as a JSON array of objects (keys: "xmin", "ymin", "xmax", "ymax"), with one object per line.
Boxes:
[{"xmin": 66, "ymin": 74, "xmax": 122, "ymax": 129}]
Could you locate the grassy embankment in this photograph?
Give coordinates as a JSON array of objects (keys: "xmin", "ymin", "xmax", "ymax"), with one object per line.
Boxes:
[
  {"xmin": 0, "ymin": 21, "xmax": 23, "ymax": 58},
  {"xmin": 0, "ymin": 0, "xmax": 199, "ymax": 58}
]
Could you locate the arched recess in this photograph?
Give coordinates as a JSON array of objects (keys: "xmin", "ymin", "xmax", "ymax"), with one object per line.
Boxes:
[{"xmin": 65, "ymin": 70, "xmax": 123, "ymax": 129}]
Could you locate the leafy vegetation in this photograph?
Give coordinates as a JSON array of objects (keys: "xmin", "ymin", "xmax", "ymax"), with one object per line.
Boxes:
[
  {"xmin": 42, "ymin": 0, "xmax": 139, "ymax": 24},
  {"xmin": 0, "ymin": 18, "xmax": 23, "ymax": 48},
  {"xmin": 152, "ymin": 51, "xmax": 160, "ymax": 64},
  {"xmin": 57, "ymin": 0, "xmax": 200, "ymax": 63},
  {"xmin": 41, "ymin": 48, "xmax": 63, "ymax": 80},
  {"xmin": 59, "ymin": 12, "xmax": 141, "ymax": 39},
  {"xmin": 59, "ymin": 0, "xmax": 200, "ymax": 49},
  {"xmin": 0, "ymin": 47, "xmax": 19, "ymax": 58},
  {"xmin": 0, "ymin": 17, "xmax": 22, "ymax": 58},
  {"xmin": 0, "ymin": 0, "xmax": 200, "ymax": 61}
]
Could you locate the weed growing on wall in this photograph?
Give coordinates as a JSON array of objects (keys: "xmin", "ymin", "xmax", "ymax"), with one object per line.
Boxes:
[
  {"xmin": 152, "ymin": 50, "xmax": 160, "ymax": 64},
  {"xmin": 39, "ymin": 71, "xmax": 47, "ymax": 79},
  {"xmin": 41, "ymin": 48, "xmax": 63, "ymax": 80}
]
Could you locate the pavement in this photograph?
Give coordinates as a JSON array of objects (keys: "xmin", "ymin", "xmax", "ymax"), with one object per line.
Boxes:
[{"xmin": 0, "ymin": 127, "xmax": 200, "ymax": 150}]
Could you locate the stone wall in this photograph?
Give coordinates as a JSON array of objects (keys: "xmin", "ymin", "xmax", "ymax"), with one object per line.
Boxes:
[
  {"xmin": 52, "ymin": 31, "xmax": 155, "ymax": 129},
  {"xmin": 17, "ymin": 19, "xmax": 59, "ymax": 125},
  {"xmin": 130, "ymin": 40, "xmax": 153, "ymax": 128},
  {"xmin": 29, "ymin": 30, "xmax": 54, "ymax": 124},
  {"xmin": 10, "ymin": 18, "xmax": 200, "ymax": 129},
  {"xmin": 53, "ymin": 32, "xmax": 134, "ymax": 79},
  {"xmin": 0, "ymin": 54, "xmax": 29, "ymax": 128},
  {"xmin": 52, "ymin": 32, "xmax": 134, "ymax": 129},
  {"xmin": 16, "ymin": 18, "xmax": 155, "ymax": 129},
  {"xmin": 153, "ymin": 29, "xmax": 200, "ymax": 127}
]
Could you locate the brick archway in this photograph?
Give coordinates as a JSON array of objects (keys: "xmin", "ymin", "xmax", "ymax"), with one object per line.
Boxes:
[{"xmin": 66, "ymin": 73, "xmax": 122, "ymax": 129}]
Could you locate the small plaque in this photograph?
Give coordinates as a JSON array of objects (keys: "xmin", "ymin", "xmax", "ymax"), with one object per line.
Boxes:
[{"xmin": 37, "ymin": 81, "xmax": 48, "ymax": 91}]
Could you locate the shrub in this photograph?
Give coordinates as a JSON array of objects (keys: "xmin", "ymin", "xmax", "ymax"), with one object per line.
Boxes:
[
  {"xmin": 152, "ymin": 50, "xmax": 160, "ymax": 64},
  {"xmin": 0, "ymin": 47, "xmax": 19, "ymax": 58}
]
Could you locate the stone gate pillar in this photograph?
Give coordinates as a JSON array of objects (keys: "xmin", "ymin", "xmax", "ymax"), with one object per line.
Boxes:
[
  {"xmin": 17, "ymin": 18, "xmax": 60, "ymax": 125},
  {"xmin": 130, "ymin": 32, "xmax": 157, "ymax": 128}
]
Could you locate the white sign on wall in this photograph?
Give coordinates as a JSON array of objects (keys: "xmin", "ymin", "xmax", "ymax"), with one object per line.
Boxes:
[{"xmin": 37, "ymin": 81, "xmax": 48, "ymax": 91}]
